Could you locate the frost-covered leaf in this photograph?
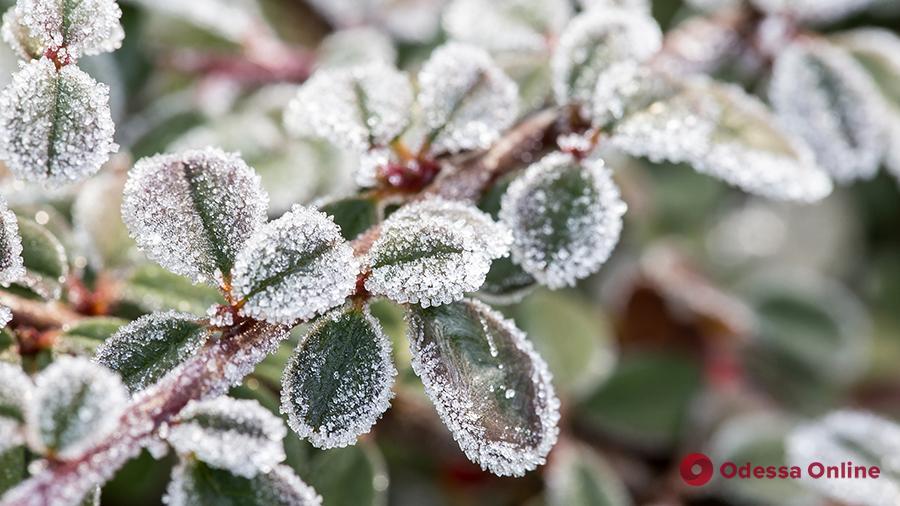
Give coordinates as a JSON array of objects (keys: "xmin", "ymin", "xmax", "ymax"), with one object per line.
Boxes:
[
  {"xmin": 545, "ymin": 442, "xmax": 631, "ymax": 506},
  {"xmin": 285, "ymin": 63, "xmax": 412, "ymax": 153},
  {"xmin": 610, "ymin": 75, "xmax": 833, "ymax": 202},
  {"xmin": 578, "ymin": 0, "xmax": 650, "ymax": 14},
  {"xmin": 166, "ymin": 397, "xmax": 287, "ymax": 478},
  {"xmin": 94, "ymin": 311, "xmax": 209, "ymax": 392},
  {"xmin": 770, "ymin": 40, "xmax": 885, "ymax": 183},
  {"xmin": 1, "ymin": 8, "xmax": 43, "ymax": 60},
  {"xmin": 299, "ymin": 441, "xmax": 387, "ymax": 506},
  {"xmin": 165, "ymin": 459, "xmax": 322, "ymax": 506},
  {"xmin": 13, "ymin": 217, "xmax": 67, "ymax": 300},
  {"xmin": 122, "ymin": 263, "xmax": 225, "ymax": 315},
  {"xmin": 0, "ymin": 198, "xmax": 23, "ymax": 286},
  {"xmin": 0, "ymin": 58, "xmax": 117, "ymax": 186},
  {"xmin": 318, "ymin": 196, "xmax": 379, "ymax": 242},
  {"xmin": 127, "ymin": 0, "xmax": 270, "ymax": 44},
  {"xmin": 16, "ymin": 0, "xmax": 124, "ymax": 58},
  {"xmin": 0, "ymin": 362, "xmax": 30, "ymax": 452},
  {"xmin": 57, "ymin": 317, "xmax": 126, "ymax": 356},
  {"xmin": 366, "ymin": 198, "xmax": 512, "ymax": 307},
  {"xmin": 122, "ymin": 148, "xmax": 269, "ymax": 285},
  {"xmin": 282, "ymin": 304, "xmax": 395, "ymax": 449},
  {"xmin": 0, "ymin": 445, "xmax": 25, "ymax": 496},
  {"xmin": 306, "ymin": 0, "xmax": 443, "ymax": 43},
  {"xmin": 552, "ymin": 8, "xmax": 661, "ymax": 110},
  {"xmin": 73, "ymin": 168, "xmax": 137, "ymax": 270},
  {"xmin": 407, "ymin": 298, "xmax": 560, "ymax": 476},
  {"xmin": 750, "ymin": 0, "xmax": 876, "ymax": 25},
  {"xmin": 0, "ymin": 306, "xmax": 10, "ymax": 329},
  {"xmin": 787, "ymin": 411, "xmax": 900, "ymax": 506},
  {"xmin": 478, "ymin": 257, "xmax": 536, "ymax": 304},
  {"xmin": 418, "ymin": 43, "xmax": 519, "ymax": 154},
  {"xmin": 231, "ymin": 205, "xmax": 359, "ymax": 325},
  {"xmin": 500, "ymin": 152, "xmax": 624, "ymax": 289},
  {"xmin": 834, "ymin": 29, "xmax": 900, "ymax": 183},
  {"xmin": 24, "ymin": 356, "xmax": 128, "ymax": 460},
  {"xmin": 443, "ymin": 0, "xmax": 571, "ymax": 54},
  {"xmin": 317, "ymin": 27, "xmax": 396, "ymax": 69}
]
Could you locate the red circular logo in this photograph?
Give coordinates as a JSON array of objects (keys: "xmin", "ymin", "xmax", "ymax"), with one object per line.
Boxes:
[{"xmin": 680, "ymin": 453, "xmax": 714, "ymax": 486}]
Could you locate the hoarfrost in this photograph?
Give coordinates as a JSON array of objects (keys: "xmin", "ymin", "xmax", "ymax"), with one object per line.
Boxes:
[
  {"xmin": 17, "ymin": 0, "xmax": 124, "ymax": 58},
  {"xmin": 2, "ymin": 8, "xmax": 43, "ymax": 60},
  {"xmin": 0, "ymin": 362, "xmax": 31, "ymax": 452},
  {"xmin": 164, "ymin": 460, "xmax": 322, "ymax": 506},
  {"xmin": 0, "ymin": 197, "xmax": 24, "ymax": 285},
  {"xmin": 443, "ymin": 0, "xmax": 572, "ymax": 54}
]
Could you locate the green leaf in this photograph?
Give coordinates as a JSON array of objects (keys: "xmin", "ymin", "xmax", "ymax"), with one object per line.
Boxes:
[
  {"xmin": 12, "ymin": 217, "xmax": 68, "ymax": 300},
  {"xmin": 319, "ymin": 196, "xmax": 379, "ymax": 242},
  {"xmin": 57, "ymin": 317, "xmax": 127, "ymax": 356},
  {"xmin": 282, "ymin": 304, "xmax": 395, "ymax": 449},
  {"xmin": 478, "ymin": 256, "xmax": 536, "ymax": 304},
  {"xmin": 302, "ymin": 442, "xmax": 388, "ymax": 506},
  {"xmin": 0, "ymin": 445, "xmax": 25, "ymax": 496},
  {"xmin": 545, "ymin": 442, "xmax": 630, "ymax": 506},
  {"xmin": 95, "ymin": 311, "xmax": 209, "ymax": 392},
  {"xmin": 121, "ymin": 263, "xmax": 225, "ymax": 314},
  {"xmin": 166, "ymin": 459, "xmax": 321, "ymax": 506},
  {"xmin": 0, "ymin": 362, "xmax": 30, "ymax": 425},
  {"xmin": 73, "ymin": 170, "xmax": 137, "ymax": 270},
  {"xmin": 578, "ymin": 353, "xmax": 701, "ymax": 450},
  {"xmin": 407, "ymin": 298, "xmax": 559, "ymax": 477}
]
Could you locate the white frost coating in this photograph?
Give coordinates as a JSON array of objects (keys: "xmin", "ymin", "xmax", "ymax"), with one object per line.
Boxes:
[
  {"xmin": 24, "ymin": 356, "xmax": 128, "ymax": 460},
  {"xmin": 164, "ymin": 461, "xmax": 322, "ymax": 506},
  {"xmin": 167, "ymin": 397, "xmax": 287, "ymax": 478},
  {"xmin": 365, "ymin": 198, "xmax": 512, "ymax": 307},
  {"xmin": 787, "ymin": 411, "xmax": 900, "ymax": 506},
  {"xmin": 231, "ymin": 204, "xmax": 359, "ymax": 324},
  {"xmin": 750, "ymin": 0, "xmax": 875, "ymax": 25},
  {"xmin": 0, "ymin": 58, "xmax": 117, "ymax": 186},
  {"xmin": 611, "ymin": 77, "xmax": 834, "ymax": 202},
  {"xmin": 578, "ymin": 0, "xmax": 650, "ymax": 14},
  {"xmin": 417, "ymin": 42, "xmax": 519, "ymax": 154},
  {"xmin": 0, "ymin": 305, "xmax": 10, "ymax": 328},
  {"xmin": 592, "ymin": 60, "xmax": 671, "ymax": 127},
  {"xmin": 306, "ymin": 0, "xmax": 443, "ymax": 43},
  {"xmin": 285, "ymin": 63, "xmax": 413, "ymax": 152},
  {"xmin": 407, "ymin": 299, "xmax": 560, "ymax": 477},
  {"xmin": 17, "ymin": 0, "xmax": 124, "ymax": 58},
  {"xmin": 281, "ymin": 305, "xmax": 396, "ymax": 449},
  {"xmin": 499, "ymin": 152, "xmax": 625, "ymax": 289},
  {"xmin": 128, "ymin": 0, "xmax": 267, "ymax": 44},
  {"xmin": 443, "ymin": 0, "xmax": 571, "ymax": 54},
  {"xmin": 317, "ymin": 27, "xmax": 396, "ymax": 69},
  {"xmin": 0, "ymin": 362, "xmax": 31, "ymax": 451},
  {"xmin": 2, "ymin": 8, "xmax": 43, "ymax": 60},
  {"xmin": 0, "ymin": 197, "xmax": 24, "ymax": 285},
  {"xmin": 770, "ymin": 40, "xmax": 885, "ymax": 183},
  {"xmin": 552, "ymin": 8, "xmax": 661, "ymax": 110},
  {"xmin": 121, "ymin": 148, "xmax": 269, "ymax": 285}
]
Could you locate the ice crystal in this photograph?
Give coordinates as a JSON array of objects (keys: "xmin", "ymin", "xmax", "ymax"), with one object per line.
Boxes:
[
  {"xmin": 24, "ymin": 356, "xmax": 128, "ymax": 460},
  {"xmin": 317, "ymin": 27, "xmax": 396, "ymax": 69},
  {"xmin": 17, "ymin": 0, "xmax": 124, "ymax": 59},
  {"xmin": 0, "ymin": 58, "xmax": 117, "ymax": 186},
  {"xmin": 578, "ymin": 0, "xmax": 651, "ymax": 14},
  {"xmin": 285, "ymin": 63, "xmax": 413, "ymax": 153},
  {"xmin": 164, "ymin": 460, "xmax": 322, "ymax": 506},
  {"xmin": 0, "ymin": 362, "xmax": 30, "ymax": 451},
  {"xmin": 231, "ymin": 204, "xmax": 359, "ymax": 325},
  {"xmin": 94, "ymin": 311, "xmax": 210, "ymax": 392},
  {"xmin": 0, "ymin": 197, "xmax": 24, "ymax": 285},
  {"xmin": 552, "ymin": 8, "xmax": 661, "ymax": 111},
  {"xmin": 365, "ymin": 198, "xmax": 512, "ymax": 307},
  {"xmin": 787, "ymin": 410, "xmax": 900, "ymax": 506},
  {"xmin": 591, "ymin": 61, "xmax": 672, "ymax": 127},
  {"xmin": 122, "ymin": 148, "xmax": 269, "ymax": 285},
  {"xmin": 0, "ymin": 304, "xmax": 10, "ymax": 328},
  {"xmin": 443, "ymin": 0, "xmax": 572, "ymax": 54},
  {"xmin": 499, "ymin": 152, "xmax": 625, "ymax": 289},
  {"xmin": 2, "ymin": 8, "xmax": 43, "ymax": 60},
  {"xmin": 610, "ymin": 77, "xmax": 833, "ymax": 202},
  {"xmin": 407, "ymin": 299, "xmax": 560, "ymax": 477},
  {"xmin": 167, "ymin": 397, "xmax": 287, "ymax": 478},
  {"xmin": 281, "ymin": 305, "xmax": 396, "ymax": 449},
  {"xmin": 750, "ymin": 0, "xmax": 876, "ymax": 25},
  {"xmin": 770, "ymin": 40, "xmax": 885, "ymax": 183},
  {"xmin": 417, "ymin": 43, "xmax": 519, "ymax": 154}
]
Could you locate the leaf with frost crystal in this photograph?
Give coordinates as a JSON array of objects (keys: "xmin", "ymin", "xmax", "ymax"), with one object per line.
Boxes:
[
  {"xmin": 24, "ymin": 356, "xmax": 128, "ymax": 460},
  {"xmin": 94, "ymin": 311, "xmax": 209, "ymax": 392},
  {"xmin": 500, "ymin": 152, "xmax": 625, "ymax": 289},
  {"xmin": 1, "ymin": 9, "xmax": 43, "ymax": 60},
  {"xmin": 166, "ymin": 397, "xmax": 287, "ymax": 478},
  {"xmin": 0, "ymin": 58, "xmax": 116, "ymax": 186},
  {"xmin": 417, "ymin": 43, "xmax": 519, "ymax": 154},
  {"xmin": 787, "ymin": 411, "xmax": 900, "ymax": 505},
  {"xmin": 122, "ymin": 148, "xmax": 269, "ymax": 285},
  {"xmin": 0, "ymin": 198, "xmax": 24, "ymax": 286},
  {"xmin": 770, "ymin": 40, "xmax": 885, "ymax": 183},
  {"xmin": 122, "ymin": 264, "xmax": 225, "ymax": 315},
  {"xmin": 56, "ymin": 317, "xmax": 126, "ymax": 356},
  {"xmin": 545, "ymin": 442, "xmax": 631, "ymax": 506},
  {"xmin": 0, "ymin": 306, "xmax": 10, "ymax": 329},
  {"xmin": 317, "ymin": 27, "xmax": 396, "ymax": 69},
  {"xmin": 73, "ymin": 168, "xmax": 137, "ymax": 270},
  {"xmin": 230, "ymin": 205, "xmax": 359, "ymax": 325},
  {"xmin": 609, "ymin": 75, "xmax": 833, "ymax": 202},
  {"xmin": 551, "ymin": 8, "xmax": 661, "ymax": 111},
  {"xmin": 285, "ymin": 63, "xmax": 413, "ymax": 153},
  {"xmin": 13, "ymin": 217, "xmax": 68, "ymax": 300},
  {"xmin": 318, "ymin": 196, "xmax": 379, "ymax": 241},
  {"xmin": 0, "ymin": 363, "xmax": 31, "ymax": 452},
  {"xmin": 281, "ymin": 304, "xmax": 396, "ymax": 449},
  {"xmin": 305, "ymin": 0, "xmax": 442, "ymax": 43},
  {"xmin": 165, "ymin": 459, "xmax": 322, "ymax": 506},
  {"xmin": 16, "ymin": 0, "xmax": 123, "ymax": 58},
  {"xmin": 366, "ymin": 198, "xmax": 512, "ymax": 307},
  {"xmin": 578, "ymin": 0, "xmax": 650, "ymax": 14},
  {"xmin": 443, "ymin": 0, "xmax": 571, "ymax": 54},
  {"xmin": 407, "ymin": 298, "xmax": 560, "ymax": 477},
  {"xmin": 749, "ymin": 0, "xmax": 875, "ymax": 25}
]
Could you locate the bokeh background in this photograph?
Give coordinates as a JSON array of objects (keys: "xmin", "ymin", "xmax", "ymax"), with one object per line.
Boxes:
[{"xmin": 2, "ymin": 0, "xmax": 900, "ymax": 504}]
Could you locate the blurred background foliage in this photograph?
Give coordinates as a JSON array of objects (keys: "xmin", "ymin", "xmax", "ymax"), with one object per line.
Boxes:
[{"xmin": 1, "ymin": 0, "xmax": 900, "ymax": 504}]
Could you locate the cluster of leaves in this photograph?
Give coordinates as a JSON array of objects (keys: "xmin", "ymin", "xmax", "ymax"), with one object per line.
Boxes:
[{"xmin": 0, "ymin": 0, "xmax": 899, "ymax": 505}]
